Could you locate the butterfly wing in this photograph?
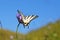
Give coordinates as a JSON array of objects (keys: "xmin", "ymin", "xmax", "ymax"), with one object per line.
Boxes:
[
  {"xmin": 17, "ymin": 9, "xmax": 25, "ymax": 19},
  {"xmin": 28, "ymin": 15, "xmax": 38, "ymax": 23}
]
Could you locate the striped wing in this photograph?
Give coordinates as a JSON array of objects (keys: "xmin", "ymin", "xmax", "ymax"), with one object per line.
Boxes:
[
  {"xmin": 23, "ymin": 15, "xmax": 38, "ymax": 24},
  {"xmin": 28, "ymin": 15, "xmax": 38, "ymax": 22}
]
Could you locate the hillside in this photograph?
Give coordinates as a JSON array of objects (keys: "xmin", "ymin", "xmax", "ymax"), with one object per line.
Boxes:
[
  {"xmin": 0, "ymin": 19, "xmax": 60, "ymax": 40},
  {"xmin": 25, "ymin": 20, "xmax": 60, "ymax": 40},
  {"xmin": 0, "ymin": 29, "xmax": 25, "ymax": 40}
]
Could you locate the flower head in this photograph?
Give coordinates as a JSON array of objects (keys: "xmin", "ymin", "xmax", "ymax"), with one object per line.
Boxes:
[{"xmin": 16, "ymin": 13, "xmax": 22, "ymax": 23}]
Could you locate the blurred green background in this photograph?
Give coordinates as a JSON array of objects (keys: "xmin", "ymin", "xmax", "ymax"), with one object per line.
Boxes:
[{"xmin": 0, "ymin": 19, "xmax": 60, "ymax": 40}]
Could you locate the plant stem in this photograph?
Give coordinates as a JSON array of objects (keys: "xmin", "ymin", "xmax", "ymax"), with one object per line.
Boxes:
[
  {"xmin": 0, "ymin": 21, "xmax": 3, "ymax": 29},
  {"xmin": 0, "ymin": 21, "xmax": 3, "ymax": 40},
  {"xmin": 16, "ymin": 23, "xmax": 20, "ymax": 40}
]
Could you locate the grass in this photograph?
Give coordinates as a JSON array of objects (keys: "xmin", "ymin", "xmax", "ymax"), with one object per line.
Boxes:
[{"xmin": 0, "ymin": 19, "xmax": 60, "ymax": 40}]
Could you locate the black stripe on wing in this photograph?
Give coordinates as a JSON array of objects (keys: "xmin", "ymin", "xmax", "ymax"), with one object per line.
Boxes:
[
  {"xmin": 29, "ymin": 15, "xmax": 39, "ymax": 22},
  {"xmin": 31, "ymin": 15, "xmax": 38, "ymax": 20}
]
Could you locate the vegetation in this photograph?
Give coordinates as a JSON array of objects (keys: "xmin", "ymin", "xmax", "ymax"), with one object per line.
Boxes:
[
  {"xmin": 0, "ymin": 19, "xmax": 60, "ymax": 40},
  {"xmin": 0, "ymin": 29, "xmax": 25, "ymax": 40},
  {"xmin": 25, "ymin": 20, "xmax": 60, "ymax": 40}
]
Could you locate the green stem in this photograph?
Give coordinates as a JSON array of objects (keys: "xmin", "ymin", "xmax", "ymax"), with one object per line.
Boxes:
[
  {"xmin": 16, "ymin": 23, "xmax": 20, "ymax": 40},
  {"xmin": 0, "ymin": 21, "xmax": 3, "ymax": 40},
  {"xmin": 0, "ymin": 21, "xmax": 3, "ymax": 29}
]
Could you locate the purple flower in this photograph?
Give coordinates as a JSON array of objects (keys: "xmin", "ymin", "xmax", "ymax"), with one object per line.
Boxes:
[
  {"xmin": 16, "ymin": 13, "xmax": 21, "ymax": 18},
  {"xmin": 16, "ymin": 13, "xmax": 22, "ymax": 23}
]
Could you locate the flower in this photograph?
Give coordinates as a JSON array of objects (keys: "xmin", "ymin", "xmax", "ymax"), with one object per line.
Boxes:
[{"xmin": 16, "ymin": 13, "xmax": 22, "ymax": 23}]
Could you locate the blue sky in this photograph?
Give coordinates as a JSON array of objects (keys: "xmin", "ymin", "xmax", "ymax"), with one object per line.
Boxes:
[{"xmin": 0, "ymin": 0, "xmax": 60, "ymax": 34}]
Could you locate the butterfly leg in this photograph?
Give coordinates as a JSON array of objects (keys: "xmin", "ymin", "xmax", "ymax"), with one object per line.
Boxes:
[
  {"xmin": 23, "ymin": 25, "xmax": 25, "ymax": 28},
  {"xmin": 28, "ymin": 25, "xmax": 29, "ymax": 28}
]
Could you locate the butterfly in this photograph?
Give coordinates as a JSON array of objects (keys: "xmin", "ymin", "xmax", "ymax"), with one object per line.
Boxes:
[{"xmin": 16, "ymin": 9, "xmax": 38, "ymax": 28}]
